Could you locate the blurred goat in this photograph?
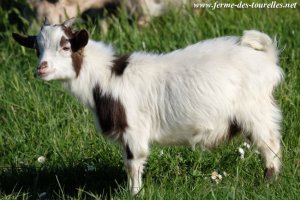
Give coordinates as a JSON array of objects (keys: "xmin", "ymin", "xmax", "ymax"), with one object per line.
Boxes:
[{"xmin": 28, "ymin": 0, "xmax": 195, "ymax": 25}]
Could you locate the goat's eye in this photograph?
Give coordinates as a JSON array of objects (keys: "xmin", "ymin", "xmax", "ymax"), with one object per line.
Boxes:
[{"xmin": 63, "ymin": 47, "xmax": 70, "ymax": 51}]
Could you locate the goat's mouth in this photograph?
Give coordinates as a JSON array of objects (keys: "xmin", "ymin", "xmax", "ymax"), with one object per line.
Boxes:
[
  {"xmin": 37, "ymin": 68, "xmax": 53, "ymax": 78},
  {"xmin": 37, "ymin": 70, "xmax": 48, "ymax": 78}
]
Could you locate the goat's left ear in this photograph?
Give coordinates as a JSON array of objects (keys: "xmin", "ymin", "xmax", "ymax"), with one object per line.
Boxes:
[
  {"xmin": 62, "ymin": 17, "xmax": 76, "ymax": 28},
  {"xmin": 12, "ymin": 33, "xmax": 36, "ymax": 49},
  {"xmin": 71, "ymin": 29, "xmax": 89, "ymax": 52}
]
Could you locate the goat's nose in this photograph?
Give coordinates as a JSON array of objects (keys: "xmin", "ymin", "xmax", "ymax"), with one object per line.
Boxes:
[{"xmin": 38, "ymin": 61, "xmax": 48, "ymax": 70}]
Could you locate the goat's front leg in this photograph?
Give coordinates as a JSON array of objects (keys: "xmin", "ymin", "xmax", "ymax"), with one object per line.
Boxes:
[{"xmin": 123, "ymin": 142, "xmax": 148, "ymax": 195}]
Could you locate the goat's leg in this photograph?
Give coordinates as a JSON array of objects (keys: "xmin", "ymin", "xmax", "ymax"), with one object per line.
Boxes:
[
  {"xmin": 246, "ymin": 104, "xmax": 282, "ymax": 178},
  {"xmin": 125, "ymin": 157, "xmax": 147, "ymax": 195},
  {"xmin": 123, "ymin": 141, "xmax": 148, "ymax": 195},
  {"xmin": 252, "ymin": 128, "xmax": 281, "ymax": 178}
]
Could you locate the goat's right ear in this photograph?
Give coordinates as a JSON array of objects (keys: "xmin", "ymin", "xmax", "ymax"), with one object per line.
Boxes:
[
  {"xmin": 70, "ymin": 29, "xmax": 89, "ymax": 52},
  {"xmin": 12, "ymin": 33, "xmax": 36, "ymax": 49}
]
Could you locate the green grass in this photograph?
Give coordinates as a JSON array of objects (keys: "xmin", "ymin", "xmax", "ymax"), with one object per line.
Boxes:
[{"xmin": 1, "ymin": 1, "xmax": 300, "ymax": 199}]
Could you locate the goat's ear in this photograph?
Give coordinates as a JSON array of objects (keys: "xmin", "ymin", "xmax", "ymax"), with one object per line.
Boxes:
[
  {"xmin": 62, "ymin": 17, "xmax": 76, "ymax": 28},
  {"xmin": 70, "ymin": 29, "xmax": 89, "ymax": 52},
  {"xmin": 12, "ymin": 33, "xmax": 36, "ymax": 49}
]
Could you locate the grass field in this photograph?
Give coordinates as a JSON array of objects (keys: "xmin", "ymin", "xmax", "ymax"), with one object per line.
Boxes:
[{"xmin": 0, "ymin": 0, "xmax": 300, "ymax": 199}]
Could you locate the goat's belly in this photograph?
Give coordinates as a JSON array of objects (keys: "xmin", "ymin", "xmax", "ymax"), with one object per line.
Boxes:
[
  {"xmin": 154, "ymin": 131, "xmax": 193, "ymax": 145},
  {"xmin": 152, "ymin": 126, "xmax": 228, "ymax": 149}
]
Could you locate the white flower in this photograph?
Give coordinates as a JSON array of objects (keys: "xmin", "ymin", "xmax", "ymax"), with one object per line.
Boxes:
[
  {"xmin": 223, "ymin": 171, "xmax": 228, "ymax": 177},
  {"xmin": 37, "ymin": 156, "xmax": 46, "ymax": 163},
  {"xmin": 243, "ymin": 142, "xmax": 251, "ymax": 149},
  {"xmin": 86, "ymin": 165, "xmax": 96, "ymax": 172},
  {"xmin": 238, "ymin": 147, "xmax": 244, "ymax": 154},
  {"xmin": 211, "ymin": 172, "xmax": 218, "ymax": 180},
  {"xmin": 211, "ymin": 170, "xmax": 222, "ymax": 183},
  {"xmin": 217, "ymin": 174, "xmax": 222, "ymax": 179},
  {"xmin": 159, "ymin": 150, "xmax": 164, "ymax": 156},
  {"xmin": 238, "ymin": 147, "xmax": 245, "ymax": 159}
]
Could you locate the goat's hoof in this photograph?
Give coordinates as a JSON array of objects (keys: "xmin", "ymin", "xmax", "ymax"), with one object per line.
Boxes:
[
  {"xmin": 264, "ymin": 167, "xmax": 277, "ymax": 180},
  {"xmin": 131, "ymin": 187, "xmax": 144, "ymax": 197}
]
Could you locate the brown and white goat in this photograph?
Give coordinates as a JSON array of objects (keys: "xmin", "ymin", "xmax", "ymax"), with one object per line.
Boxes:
[{"xmin": 12, "ymin": 18, "xmax": 283, "ymax": 195}]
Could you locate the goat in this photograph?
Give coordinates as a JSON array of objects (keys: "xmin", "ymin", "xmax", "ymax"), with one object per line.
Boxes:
[
  {"xmin": 28, "ymin": 0, "xmax": 112, "ymax": 24},
  {"xmin": 28, "ymin": 0, "xmax": 195, "ymax": 25},
  {"xmin": 12, "ymin": 18, "xmax": 283, "ymax": 195}
]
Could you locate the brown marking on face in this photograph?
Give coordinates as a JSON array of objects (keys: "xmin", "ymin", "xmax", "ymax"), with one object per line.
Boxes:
[
  {"xmin": 93, "ymin": 84, "xmax": 128, "ymax": 140},
  {"xmin": 62, "ymin": 26, "xmax": 73, "ymax": 38},
  {"xmin": 227, "ymin": 118, "xmax": 242, "ymax": 140},
  {"xmin": 60, "ymin": 36, "xmax": 68, "ymax": 47},
  {"xmin": 60, "ymin": 26, "xmax": 89, "ymax": 77},
  {"xmin": 71, "ymin": 49, "xmax": 84, "ymax": 77},
  {"xmin": 112, "ymin": 55, "xmax": 130, "ymax": 76},
  {"xmin": 126, "ymin": 144, "xmax": 134, "ymax": 160}
]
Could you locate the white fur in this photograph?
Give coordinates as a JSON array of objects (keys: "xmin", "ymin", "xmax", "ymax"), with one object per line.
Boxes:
[
  {"xmin": 36, "ymin": 27, "xmax": 283, "ymax": 195},
  {"xmin": 29, "ymin": 0, "xmax": 191, "ymax": 24}
]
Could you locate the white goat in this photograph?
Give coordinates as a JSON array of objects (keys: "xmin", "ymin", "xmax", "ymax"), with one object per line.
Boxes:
[
  {"xmin": 28, "ymin": 0, "xmax": 194, "ymax": 25},
  {"xmin": 12, "ymin": 18, "xmax": 283, "ymax": 195}
]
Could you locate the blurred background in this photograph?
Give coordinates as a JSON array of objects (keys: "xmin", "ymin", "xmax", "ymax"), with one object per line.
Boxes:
[{"xmin": 0, "ymin": 0, "xmax": 195, "ymax": 33}]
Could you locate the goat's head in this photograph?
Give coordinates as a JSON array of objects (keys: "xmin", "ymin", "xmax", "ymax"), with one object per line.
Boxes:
[{"xmin": 12, "ymin": 18, "xmax": 89, "ymax": 81}]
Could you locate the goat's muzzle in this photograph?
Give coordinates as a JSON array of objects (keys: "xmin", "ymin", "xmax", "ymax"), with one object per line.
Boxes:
[{"xmin": 37, "ymin": 61, "xmax": 49, "ymax": 77}]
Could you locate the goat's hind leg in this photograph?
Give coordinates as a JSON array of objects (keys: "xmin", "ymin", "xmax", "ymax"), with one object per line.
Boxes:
[
  {"xmin": 255, "ymin": 128, "xmax": 281, "ymax": 179},
  {"xmin": 246, "ymin": 105, "xmax": 282, "ymax": 179}
]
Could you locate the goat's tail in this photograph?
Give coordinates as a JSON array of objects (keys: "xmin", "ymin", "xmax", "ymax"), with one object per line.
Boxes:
[{"xmin": 240, "ymin": 30, "xmax": 278, "ymax": 63}]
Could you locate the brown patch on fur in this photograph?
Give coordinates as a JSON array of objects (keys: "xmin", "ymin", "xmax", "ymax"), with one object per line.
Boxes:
[
  {"xmin": 60, "ymin": 36, "xmax": 68, "ymax": 47},
  {"xmin": 112, "ymin": 55, "xmax": 130, "ymax": 76},
  {"xmin": 227, "ymin": 118, "xmax": 242, "ymax": 139},
  {"xmin": 71, "ymin": 49, "xmax": 84, "ymax": 77},
  {"xmin": 264, "ymin": 167, "xmax": 275, "ymax": 179},
  {"xmin": 69, "ymin": 30, "xmax": 89, "ymax": 52},
  {"xmin": 126, "ymin": 144, "xmax": 134, "ymax": 160},
  {"xmin": 62, "ymin": 26, "xmax": 73, "ymax": 38},
  {"xmin": 93, "ymin": 84, "xmax": 128, "ymax": 140},
  {"xmin": 61, "ymin": 26, "xmax": 89, "ymax": 77},
  {"xmin": 62, "ymin": 26, "xmax": 82, "ymax": 76}
]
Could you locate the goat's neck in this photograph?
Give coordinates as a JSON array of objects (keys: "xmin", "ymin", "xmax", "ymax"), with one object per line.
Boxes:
[{"xmin": 62, "ymin": 40, "xmax": 115, "ymax": 109}]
